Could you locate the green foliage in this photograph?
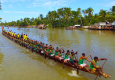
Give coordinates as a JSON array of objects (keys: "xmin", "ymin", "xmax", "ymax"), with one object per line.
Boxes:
[
  {"xmin": 1, "ymin": 6, "xmax": 115, "ymax": 27},
  {"xmin": 112, "ymin": 6, "xmax": 115, "ymax": 12}
]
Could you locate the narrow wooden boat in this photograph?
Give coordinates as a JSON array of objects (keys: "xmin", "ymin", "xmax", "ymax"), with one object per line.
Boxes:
[{"xmin": 2, "ymin": 30, "xmax": 111, "ymax": 79}]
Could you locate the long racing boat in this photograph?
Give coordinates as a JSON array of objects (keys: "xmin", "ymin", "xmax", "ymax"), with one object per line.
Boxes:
[{"xmin": 2, "ymin": 29, "xmax": 111, "ymax": 79}]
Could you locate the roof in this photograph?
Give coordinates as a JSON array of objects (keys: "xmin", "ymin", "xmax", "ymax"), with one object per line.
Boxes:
[
  {"xmin": 91, "ymin": 25, "xmax": 95, "ymax": 28},
  {"xmin": 99, "ymin": 22, "xmax": 106, "ymax": 25},
  {"xmin": 40, "ymin": 24, "xmax": 45, "ymax": 25},
  {"xmin": 106, "ymin": 23, "xmax": 112, "ymax": 26},
  {"xmin": 74, "ymin": 25, "xmax": 80, "ymax": 26},
  {"xmin": 94, "ymin": 23, "xmax": 99, "ymax": 26},
  {"xmin": 112, "ymin": 22, "xmax": 115, "ymax": 25}
]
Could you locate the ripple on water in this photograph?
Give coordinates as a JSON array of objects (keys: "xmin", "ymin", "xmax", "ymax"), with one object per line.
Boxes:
[{"xmin": 67, "ymin": 70, "xmax": 82, "ymax": 78}]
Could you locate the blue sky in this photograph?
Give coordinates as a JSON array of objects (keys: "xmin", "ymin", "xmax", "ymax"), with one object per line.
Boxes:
[{"xmin": 0, "ymin": 0, "xmax": 115, "ymax": 22}]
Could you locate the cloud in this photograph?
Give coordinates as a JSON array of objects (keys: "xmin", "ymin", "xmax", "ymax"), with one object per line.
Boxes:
[
  {"xmin": 4, "ymin": 11, "xmax": 42, "ymax": 15},
  {"xmin": 33, "ymin": 0, "xmax": 73, "ymax": 7},
  {"xmin": 1, "ymin": 0, "xmax": 25, "ymax": 3},
  {"xmin": 97, "ymin": 0, "xmax": 115, "ymax": 7},
  {"xmin": 9, "ymin": 4, "xmax": 14, "ymax": 8},
  {"xmin": 17, "ymin": 4, "xmax": 22, "ymax": 6}
]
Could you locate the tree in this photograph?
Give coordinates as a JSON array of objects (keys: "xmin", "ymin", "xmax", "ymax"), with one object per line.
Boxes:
[
  {"xmin": 40, "ymin": 14, "xmax": 43, "ymax": 20},
  {"xmin": 86, "ymin": 7, "xmax": 94, "ymax": 25},
  {"xmin": 1, "ymin": 6, "xmax": 115, "ymax": 27},
  {"xmin": 77, "ymin": 8, "xmax": 82, "ymax": 25},
  {"xmin": 112, "ymin": 6, "xmax": 115, "ymax": 12},
  {"xmin": 99, "ymin": 9, "xmax": 107, "ymax": 22},
  {"xmin": 17, "ymin": 20, "xmax": 20, "ymax": 26}
]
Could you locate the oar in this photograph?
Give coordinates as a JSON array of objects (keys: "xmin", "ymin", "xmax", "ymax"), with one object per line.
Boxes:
[
  {"xmin": 44, "ymin": 50, "xmax": 46, "ymax": 59},
  {"xmin": 54, "ymin": 55, "xmax": 56, "ymax": 62},
  {"xmin": 48, "ymin": 52, "xmax": 50, "ymax": 59},
  {"xmin": 76, "ymin": 51, "xmax": 79, "ymax": 74},
  {"xmin": 62, "ymin": 51, "xmax": 65, "ymax": 69},
  {"xmin": 90, "ymin": 55, "xmax": 93, "ymax": 60},
  {"xmin": 102, "ymin": 59, "xmax": 107, "ymax": 68},
  {"xmin": 63, "ymin": 58, "xmax": 65, "ymax": 69}
]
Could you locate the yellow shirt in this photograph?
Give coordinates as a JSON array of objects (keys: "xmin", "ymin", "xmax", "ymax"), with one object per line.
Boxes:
[
  {"xmin": 25, "ymin": 36, "xmax": 28, "ymax": 40},
  {"xmin": 17, "ymin": 34, "xmax": 20, "ymax": 38},
  {"xmin": 14, "ymin": 33, "xmax": 16, "ymax": 36},
  {"xmin": 12, "ymin": 33, "xmax": 14, "ymax": 36},
  {"xmin": 9, "ymin": 32, "xmax": 11, "ymax": 34},
  {"xmin": 23, "ymin": 35, "xmax": 25, "ymax": 39}
]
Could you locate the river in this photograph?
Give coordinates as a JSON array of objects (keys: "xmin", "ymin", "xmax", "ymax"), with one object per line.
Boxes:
[{"xmin": 0, "ymin": 27, "xmax": 115, "ymax": 80}]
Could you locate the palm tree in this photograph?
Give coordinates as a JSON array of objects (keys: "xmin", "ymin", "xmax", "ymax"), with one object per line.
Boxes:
[
  {"xmin": 86, "ymin": 7, "xmax": 94, "ymax": 25},
  {"xmin": 17, "ymin": 20, "xmax": 20, "ymax": 26},
  {"xmin": 40, "ymin": 14, "xmax": 43, "ymax": 20},
  {"xmin": 82, "ymin": 10, "xmax": 86, "ymax": 25},
  {"xmin": 112, "ymin": 6, "xmax": 115, "ymax": 12},
  {"xmin": 31, "ymin": 17, "xmax": 34, "ymax": 22},
  {"xmin": 20, "ymin": 18, "xmax": 23, "ymax": 22},
  {"xmin": 77, "ymin": 8, "xmax": 82, "ymax": 25},
  {"xmin": 26, "ymin": 18, "xmax": 30, "ymax": 25},
  {"xmin": 0, "ymin": 17, "xmax": 2, "ymax": 20},
  {"xmin": 99, "ymin": 9, "xmax": 107, "ymax": 22}
]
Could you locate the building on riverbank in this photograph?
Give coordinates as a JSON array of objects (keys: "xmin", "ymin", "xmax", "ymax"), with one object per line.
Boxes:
[
  {"xmin": 89, "ymin": 22, "xmax": 113, "ymax": 30},
  {"xmin": 112, "ymin": 21, "xmax": 115, "ymax": 30},
  {"xmin": 74, "ymin": 25, "xmax": 81, "ymax": 28}
]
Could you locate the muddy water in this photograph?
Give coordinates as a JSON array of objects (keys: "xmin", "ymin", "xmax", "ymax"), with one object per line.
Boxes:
[{"xmin": 0, "ymin": 27, "xmax": 115, "ymax": 80}]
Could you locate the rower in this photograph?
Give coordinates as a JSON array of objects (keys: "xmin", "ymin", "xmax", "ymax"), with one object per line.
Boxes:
[
  {"xmin": 21, "ymin": 34, "xmax": 23, "ymax": 40},
  {"xmin": 48, "ymin": 45, "xmax": 52, "ymax": 52},
  {"xmin": 64, "ymin": 50, "xmax": 72, "ymax": 63},
  {"xmin": 25, "ymin": 34, "xmax": 28, "ymax": 41},
  {"xmin": 90, "ymin": 56, "xmax": 110, "ymax": 78},
  {"xmin": 11, "ymin": 32, "xmax": 13, "ymax": 40},
  {"xmin": 44, "ymin": 47, "xmax": 48, "ymax": 55},
  {"xmin": 45, "ymin": 44, "xmax": 48, "ymax": 48},
  {"xmin": 79, "ymin": 53, "xmax": 91, "ymax": 72},
  {"xmin": 6, "ymin": 30, "xmax": 8, "ymax": 34},
  {"xmin": 58, "ymin": 48, "xmax": 65, "ymax": 60},
  {"xmin": 55, "ymin": 47, "xmax": 60, "ymax": 58},
  {"xmin": 69, "ymin": 51, "xmax": 78, "ymax": 67},
  {"xmin": 14, "ymin": 32, "xmax": 16, "ymax": 37},
  {"xmin": 36, "ymin": 46, "xmax": 39, "ymax": 53},
  {"xmin": 39, "ymin": 42, "xmax": 43, "ymax": 52},
  {"xmin": 23, "ymin": 34, "xmax": 26, "ymax": 41},
  {"xmin": 49, "ymin": 47, "xmax": 54, "ymax": 56},
  {"xmin": 42, "ymin": 43, "xmax": 45, "ymax": 50},
  {"xmin": 17, "ymin": 33, "xmax": 20, "ymax": 39}
]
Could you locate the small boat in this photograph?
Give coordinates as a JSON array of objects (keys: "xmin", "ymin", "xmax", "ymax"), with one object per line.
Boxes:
[{"xmin": 38, "ymin": 24, "xmax": 46, "ymax": 29}]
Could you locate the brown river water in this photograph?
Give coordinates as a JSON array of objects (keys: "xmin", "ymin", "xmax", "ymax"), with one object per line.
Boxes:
[{"xmin": 0, "ymin": 27, "xmax": 115, "ymax": 80}]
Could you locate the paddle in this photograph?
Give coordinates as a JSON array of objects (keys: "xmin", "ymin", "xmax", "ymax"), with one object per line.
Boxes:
[
  {"xmin": 61, "ymin": 48, "xmax": 65, "ymax": 69},
  {"xmin": 90, "ymin": 55, "xmax": 93, "ymax": 60},
  {"xmin": 48, "ymin": 52, "xmax": 50, "ymax": 59},
  {"xmin": 63, "ymin": 58, "xmax": 65, "ymax": 69},
  {"xmin": 54, "ymin": 55, "xmax": 56, "ymax": 62},
  {"xmin": 76, "ymin": 51, "xmax": 79, "ymax": 74},
  {"xmin": 102, "ymin": 59, "xmax": 107, "ymax": 68},
  {"xmin": 44, "ymin": 52, "xmax": 46, "ymax": 59}
]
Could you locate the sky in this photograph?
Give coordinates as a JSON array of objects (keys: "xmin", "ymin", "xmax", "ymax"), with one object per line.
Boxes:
[{"xmin": 0, "ymin": 0, "xmax": 115, "ymax": 22}]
